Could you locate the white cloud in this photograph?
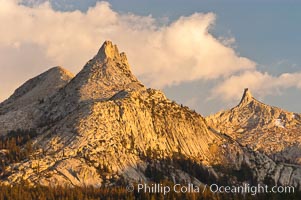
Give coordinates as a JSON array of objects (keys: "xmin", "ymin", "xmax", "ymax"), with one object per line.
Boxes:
[
  {"xmin": 0, "ymin": 0, "xmax": 256, "ymax": 101},
  {"xmin": 211, "ymin": 70, "xmax": 301, "ymax": 102}
]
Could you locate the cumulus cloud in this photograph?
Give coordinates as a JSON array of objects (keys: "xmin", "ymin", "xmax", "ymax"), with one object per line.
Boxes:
[
  {"xmin": 0, "ymin": 0, "xmax": 256, "ymax": 101},
  {"xmin": 210, "ymin": 70, "xmax": 301, "ymax": 101}
]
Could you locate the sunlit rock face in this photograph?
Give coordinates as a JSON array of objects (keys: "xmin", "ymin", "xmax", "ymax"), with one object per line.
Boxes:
[
  {"xmin": 1, "ymin": 41, "xmax": 301, "ymax": 190},
  {"xmin": 206, "ymin": 88, "xmax": 301, "ymax": 165}
]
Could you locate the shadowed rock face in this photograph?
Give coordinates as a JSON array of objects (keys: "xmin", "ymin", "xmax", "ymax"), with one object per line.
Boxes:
[
  {"xmin": 0, "ymin": 67, "xmax": 74, "ymax": 135},
  {"xmin": 1, "ymin": 42, "xmax": 301, "ymax": 190}
]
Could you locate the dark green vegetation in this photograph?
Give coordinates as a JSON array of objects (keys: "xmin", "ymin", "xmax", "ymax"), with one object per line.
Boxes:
[
  {"xmin": 0, "ymin": 183, "xmax": 300, "ymax": 200},
  {"xmin": 0, "ymin": 129, "xmax": 37, "ymax": 176}
]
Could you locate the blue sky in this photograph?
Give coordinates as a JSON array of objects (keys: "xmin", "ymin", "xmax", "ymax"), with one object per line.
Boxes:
[{"xmin": 2, "ymin": 0, "xmax": 301, "ymax": 115}]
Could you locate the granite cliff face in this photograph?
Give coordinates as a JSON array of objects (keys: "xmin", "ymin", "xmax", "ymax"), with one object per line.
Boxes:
[{"xmin": 1, "ymin": 41, "xmax": 301, "ymax": 190}]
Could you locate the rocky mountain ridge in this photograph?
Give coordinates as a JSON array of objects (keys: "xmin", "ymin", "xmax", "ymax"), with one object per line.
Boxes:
[
  {"xmin": 0, "ymin": 41, "xmax": 300, "ymax": 190},
  {"xmin": 0, "ymin": 67, "xmax": 74, "ymax": 135},
  {"xmin": 206, "ymin": 88, "xmax": 301, "ymax": 165}
]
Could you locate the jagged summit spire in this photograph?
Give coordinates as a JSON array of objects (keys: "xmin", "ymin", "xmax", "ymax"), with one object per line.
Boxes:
[
  {"xmin": 95, "ymin": 40, "xmax": 124, "ymax": 61},
  {"xmin": 239, "ymin": 88, "xmax": 254, "ymax": 105},
  {"xmin": 61, "ymin": 40, "xmax": 143, "ymax": 102}
]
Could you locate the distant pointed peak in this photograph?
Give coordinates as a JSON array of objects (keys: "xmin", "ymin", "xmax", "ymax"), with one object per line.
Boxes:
[
  {"xmin": 239, "ymin": 88, "xmax": 254, "ymax": 105},
  {"xmin": 1, "ymin": 66, "xmax": 73, "ymax": 109},
  {"xmin": 52, "ymin": 66, "xmax": 68, "ymax": 72},
  {"xmin": 95, "ymin": 40, "xmax": 122, "ymax": 60},
  {"xmin": 49, "ymin": 66, "xmax": 74, "ymax": 77}
]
